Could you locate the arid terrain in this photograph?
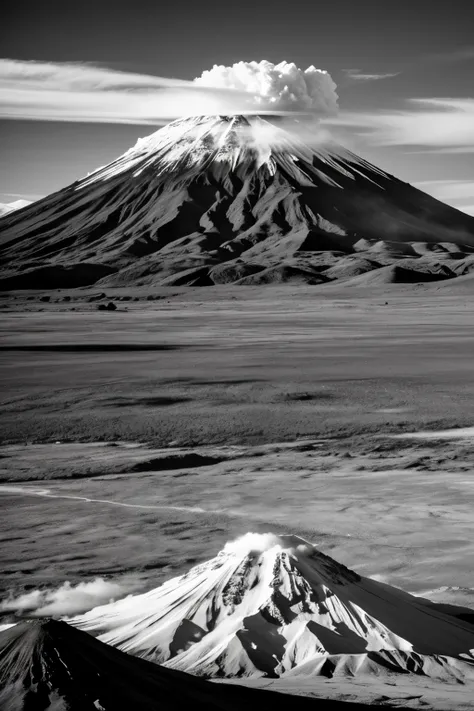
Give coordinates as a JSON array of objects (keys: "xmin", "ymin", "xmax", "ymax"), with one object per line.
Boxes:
[
  {"xmin": 1, "ymin": 286, "xmax": 474, "ymax": 709},
  {"xmin": 1, "ymin": 284, "xmax": 474, "ymax": 445}
]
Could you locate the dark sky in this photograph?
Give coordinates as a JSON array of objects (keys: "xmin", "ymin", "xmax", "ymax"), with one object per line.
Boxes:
[
  {"xmin": 1, "ymin": 0, "xmax": 473, "ymax": 211},
  {"xmin": 4, "ymin": 0, "xmax": 473, "ymax": 79}
]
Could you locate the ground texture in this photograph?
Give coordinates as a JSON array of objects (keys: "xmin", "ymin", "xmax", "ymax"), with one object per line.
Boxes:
[{"xmin": 1, "ymin": 288, "xmax": 473, "ymax": 709}]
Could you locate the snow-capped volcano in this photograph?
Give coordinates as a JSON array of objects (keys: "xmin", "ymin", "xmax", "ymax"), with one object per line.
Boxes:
[
  {"xmin": 72, "ymin": 534, "xmax": 474, "ymax": 680},
  {"xmin": 1, "ymin": 115, "xmax": 474, "ymax": 289},
  {"xmin": 0, "ymin": 619, "xmax": 332, "ymax": 711}
]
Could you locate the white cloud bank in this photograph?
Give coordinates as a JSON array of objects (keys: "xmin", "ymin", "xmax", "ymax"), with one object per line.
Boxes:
[
  {"xmin": 327, "ymin": 98, "xmax": 474, "ymax": 152},
  {"xmin": 0, "ymin": 577, "xmax": 140, "ymax": 618},
  {"xmin": 0, "ymin": 59, "xmax": 338, "ymax": 125}
]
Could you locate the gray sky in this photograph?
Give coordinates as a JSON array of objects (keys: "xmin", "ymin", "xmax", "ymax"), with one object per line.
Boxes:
[{"xmin": 1, "ymin": 0, "xmax": 473, "ymax": 214}]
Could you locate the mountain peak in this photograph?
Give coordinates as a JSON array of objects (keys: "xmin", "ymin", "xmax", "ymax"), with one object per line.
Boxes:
[
  {"xmin": 82, "ymin": 114, "xmax": 338, "ymax": 186},
  {"xmin": 72, "ymin": 534, "xmax": 474, "ymax": 679},
  {"xmin": 1, "ymin": 115, "xmax": 474, "ymax": 290}
]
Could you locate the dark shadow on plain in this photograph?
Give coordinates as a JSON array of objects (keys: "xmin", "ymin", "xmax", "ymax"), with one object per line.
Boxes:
[
  {"xmin": 101, "ymin": 396, "xmax": 191, "ymax": 407},
  {"xmin": 130, "ymin": 453, "xmax": 227, "ymax": 472},
  {"xmin": 0, "ymin": 344, "xmax": 184, "ymax": 352}
]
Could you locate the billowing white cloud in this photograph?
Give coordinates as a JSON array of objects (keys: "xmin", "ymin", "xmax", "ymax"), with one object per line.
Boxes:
[
  {"xmin": 222, "ymin": 532, "xmax": 314, "ymax": 557},
  {"xmin": 327, "ymin": 98, "xmax": 474, "ymax": 151},
  {"xmin": 0, "ymin": 59, "xmax": 338, "ymax": 124},
  {"xmin": 195, "ymin": 61, "xmax": 338, "ymax": 115}
]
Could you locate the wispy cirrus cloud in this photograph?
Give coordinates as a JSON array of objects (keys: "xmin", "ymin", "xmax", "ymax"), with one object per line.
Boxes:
[
  {"xmin": 343, "ymin": 68, "xmax": 399, "ymax": 82},
  {"xmin": 414, "ymin": 179, "xmax": 474, "ymax": 216},
  {"xmin": 415, "ymin": 180, "xmax": 474, "ymax": 201},
  {"xmin": 327, "ymin": 98, "xmax": 474, "ymax": 152},
  {"xmin": 422, "ymin": 45, "xmax": 474, "ymax": 66},
  {"xmin": 0, "ymin": 191, "xmax": 44, "ymax": 201},
  {"xmin": 0, "ymin": 59, "xmax": 339, "ymax": 124},
  {"xmin": 341, "ymin": 44, "xmax": 474, "ymax": 84},
  {"xmin": 0, "ymin": 59, "xmax": 256, "ymax": 124}
]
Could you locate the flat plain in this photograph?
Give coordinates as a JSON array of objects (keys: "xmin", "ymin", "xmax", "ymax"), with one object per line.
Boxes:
[{"xmin": 1, "ymin": 284, "xmax": 474, "ymax": 445}]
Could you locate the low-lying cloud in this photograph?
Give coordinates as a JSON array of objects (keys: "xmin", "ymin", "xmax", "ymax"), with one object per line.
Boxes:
[
  {"xmin": 0, "ymin": 59, "xmax": 338, "ymax": 125},
  {"xmin": 0, "ymin": 577, "xmax": 141, "ymax": 618}
]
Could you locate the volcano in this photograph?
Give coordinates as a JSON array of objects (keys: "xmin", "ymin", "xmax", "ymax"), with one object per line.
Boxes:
[
  {"xmin": 1, "ymin": 115, "xmax": 474, "ymax": 290},
  {"xmin": 0, "ymin": 619, "xmax": 408, "ymax": 711},
  {"xmin": 0, "ymin": 619, "xmax": 242, "ymax": 710},
  {"xmin": 71, "ymin": 534, "xmax": 474, "ymax": 681}
]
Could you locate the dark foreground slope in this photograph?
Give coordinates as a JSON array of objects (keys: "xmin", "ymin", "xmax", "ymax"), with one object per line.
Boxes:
[
  {"xmin": 1, "ymin": 115, "xmax": 474, "ymax": 289},
  {"xmin": 0, "ymin": 620, "xmax": 407, "ymax": 710}
]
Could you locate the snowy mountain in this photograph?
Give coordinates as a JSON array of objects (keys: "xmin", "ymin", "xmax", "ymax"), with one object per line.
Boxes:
[
  {"xmin": 1, "ymin": 115, "xmax": 474, "ymax": 289},
  {"xmin": 72, "ymin": 534, "xmax": 474, "ymax": 680},
  {"xmin": 0, "ymin": 619, "xmax": 380, "ymax": 711}
]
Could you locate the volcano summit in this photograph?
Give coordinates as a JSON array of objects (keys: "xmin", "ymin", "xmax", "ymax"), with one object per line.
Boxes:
[
  {"xmin": 1, "ymin": 115, "xmax": 474, "ymax": 290},
  {"xmin": 72, "ymin": 534, "xmax": 474, "ymax": 681}
]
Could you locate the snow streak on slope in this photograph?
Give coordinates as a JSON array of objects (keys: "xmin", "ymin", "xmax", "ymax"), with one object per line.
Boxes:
[
  {"xmin": 72, "ymin": 534, "xmax": 474, "ymax": 680},
  {"xmin": 78, "ymin": 115, "xmax": 356, "ymax": 186},
  {"xmin": 0, "ymin": 199, "xmax": 32, "ymax": 217}
]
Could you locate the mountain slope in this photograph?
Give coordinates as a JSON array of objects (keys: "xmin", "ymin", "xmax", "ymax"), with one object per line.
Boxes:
[
  {"xmin": 0, "ymin": 199, "xmax": 32, "ymax": 218},
  {"xmin": 0, "ymin": 619, "xmax": 233, "ymax": 710},
  {"xmin": 0, "ymin": 619, "xmax": 407, "ymax": 711},
  {"xmin": 1, "ymin": 115, "xmax": 474, "ymax": 289},
  {"xmin": 72, "ymin": 534, "xmax": 474, "ymax": 679}
]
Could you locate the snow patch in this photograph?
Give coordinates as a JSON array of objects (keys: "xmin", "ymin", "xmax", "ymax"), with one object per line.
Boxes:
[
  {"xmin": 391, "ymin": 427, "xmax": 474, "ymax": 440},
  {"xmin": 0, "ymin": 198, "xmax": 32, "ymax": 216}
]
